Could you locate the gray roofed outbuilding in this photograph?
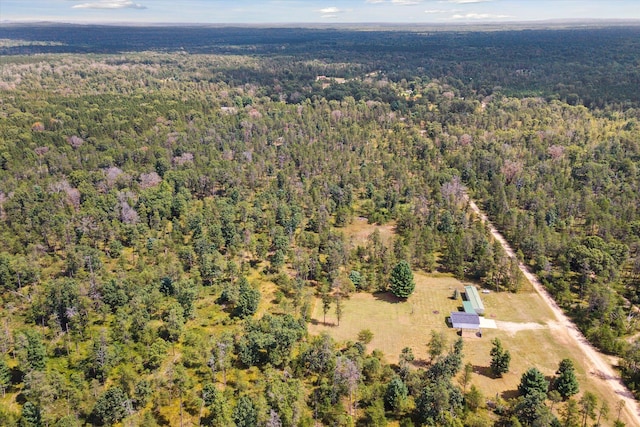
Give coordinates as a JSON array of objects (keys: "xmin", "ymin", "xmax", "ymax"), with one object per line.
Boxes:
[{"xmin": 449, "ymin": 312, "xmax": 481, "ymax": 330}]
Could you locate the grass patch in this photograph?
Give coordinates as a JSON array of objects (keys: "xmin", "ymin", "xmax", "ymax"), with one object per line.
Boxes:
[
  {"xmin": 342, "ymin": 217, "xmax": 396, "ymax": 248},
  {"xmin": 309, "ymin": 271, "xmax": 627, "ymax": 425}
]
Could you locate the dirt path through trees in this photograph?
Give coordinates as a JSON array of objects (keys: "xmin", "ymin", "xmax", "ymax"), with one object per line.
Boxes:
[{"xmin": 466, "ymin": 196, "xmax": 640, "ymax": 425}]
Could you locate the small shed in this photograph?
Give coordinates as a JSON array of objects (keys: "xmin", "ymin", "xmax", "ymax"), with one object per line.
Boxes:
[
  {"xmin": 449, "ymin": 312, "xmax": 480, "ymax": 331},
  {"xmin": 464, "ymin": 285, "xmax": 485, "ymax": 315}
]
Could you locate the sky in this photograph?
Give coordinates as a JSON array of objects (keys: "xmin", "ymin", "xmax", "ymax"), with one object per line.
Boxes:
[{"xmin": 1, "ymin": 0, "xmax": 640, "ymax": 24}]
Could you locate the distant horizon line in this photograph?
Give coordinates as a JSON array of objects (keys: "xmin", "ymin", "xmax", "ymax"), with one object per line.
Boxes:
[{"xmin": 3, "ymin": 18, "xmax": 640, "ymax": 28}]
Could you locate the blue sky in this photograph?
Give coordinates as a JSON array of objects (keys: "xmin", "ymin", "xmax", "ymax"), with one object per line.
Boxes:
[{"xmin": 2, "ymin": 0, "xmax": 640, "ymax": 24}]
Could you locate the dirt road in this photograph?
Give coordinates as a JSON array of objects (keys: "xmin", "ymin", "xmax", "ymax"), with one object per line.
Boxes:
[{"xmin": 466, "ymin": 197, "xmax": 640, "ymax": 426}]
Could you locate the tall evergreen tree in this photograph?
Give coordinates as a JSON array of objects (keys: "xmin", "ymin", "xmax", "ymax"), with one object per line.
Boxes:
[
  {"xmin": 384, "ymin": 376, "xmax": 408, "ymax": 412},
  {"xmin": 390, "ymin": 260, "xmax": 415, "ymax": 298},
  {"xmin": 234, "ymin": 278, "xmax": 260, "ymax": 319},
  {"xmin": 233, "ymin": 395, "xmax": 258, "ymax": 427},
  {"xmin": 490, "ymin": 338, "xmax": 511, "ymax": 377},
  {"xmin": 17, "ymin": 330, "xmax": 46, "ymax": 372},
  {"xmin": 20, "ymin": 402, "xmax": 42, "ymax": 427},
  {"xmin": 92, "ymin": 387, "xmax": 128, "ymax": 426},
  {"xmin": 518, "ymin": 367, "xmax": 549, "ymax": 397},
  {"xmin": 555, "ymin": 358, "xmax": 579, "ymax": 400}
]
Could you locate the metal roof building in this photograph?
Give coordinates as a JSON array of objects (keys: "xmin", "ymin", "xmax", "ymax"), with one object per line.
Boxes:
[
  {"xmin": 464, "ymin": 285, "xmax": 485, "ymax": 315},
  {"xmin": 462, "ymin": 301, "xmax": 476, "ymax": 314},
  {"xmin": 449, "ymin": 312, "xmax": 481, "ymax": 330}
]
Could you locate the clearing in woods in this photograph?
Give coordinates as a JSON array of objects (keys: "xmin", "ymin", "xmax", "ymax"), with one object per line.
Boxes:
[{"xmin": 309, "ymin": 218, "xmax": 636, "ymax": 426}]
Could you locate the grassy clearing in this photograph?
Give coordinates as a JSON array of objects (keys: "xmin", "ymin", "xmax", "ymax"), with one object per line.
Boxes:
[
  {"xmin": 343, "ymin": 217, "xmax": 396, "ymax": 248},
  {"xmin": 309, "ymin": 271, "xmax": 626, "ymax": 425}
]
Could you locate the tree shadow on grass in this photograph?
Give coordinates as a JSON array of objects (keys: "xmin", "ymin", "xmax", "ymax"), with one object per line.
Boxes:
[
  {"xmin": 501, "ymin": 389, "xmax": 520, "ymax": 400},
  {"xmin": 309, "ymin": 318, "xmax": 336, "ymax": 327},
  {"xmin": 372, "ymin": 291, "xmax": 404, "ymax": 304},
  {"xmin": 473, "ymin": 364, "xmax": 498, "ymax": 379},
  {"xmin": 412, "ymin": 358, "xmax": 431, "ymax": 368}
]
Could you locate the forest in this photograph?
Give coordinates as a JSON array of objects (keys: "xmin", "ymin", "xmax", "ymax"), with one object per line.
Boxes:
[{"xmin": 0, "ymin": 23, "xmax": 640, "ymax": 426}]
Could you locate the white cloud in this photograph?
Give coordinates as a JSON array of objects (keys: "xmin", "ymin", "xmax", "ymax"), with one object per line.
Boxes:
[
  {"xmin": 319, "ymin": 7, "xmax": 342, "ymax": 14},
  {"xmin": 451, "ymin": 12, "xmax": 510, "ymax": 19},
  {"xmin": 443, "ymin": 0, "xmax": 491, "ymax": 4},
  {"xmin": 424, "ymin": 9, "xmax": 447, "ymax": 14},
  {"xmin": 392, "ymin": 0, "xmax": 422, "ymax": 5},
  {"xmin": 365, "ymin": 0, "xmax": 387, "ymax": 3},
  {"xmin": 72, "ymin": 0, "xmax": 146, "ymax": 9}
]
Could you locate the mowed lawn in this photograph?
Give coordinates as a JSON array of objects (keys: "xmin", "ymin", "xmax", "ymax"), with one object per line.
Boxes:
[{"xmin": 309, "ymin": 271, "xmax": 626, "ymax": 423}]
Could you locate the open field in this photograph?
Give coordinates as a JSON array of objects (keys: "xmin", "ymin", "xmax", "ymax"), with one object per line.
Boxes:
[
  {"xmin": 309, "ymin": 271, "xmax": 630, "ymax": 425},
  {"xmin": 344, "ymin": 217, "xmax": 396, "ymax": 247}
]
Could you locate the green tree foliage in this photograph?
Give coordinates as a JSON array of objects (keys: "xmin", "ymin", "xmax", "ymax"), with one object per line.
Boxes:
[
  {"xmin": 465, "ymin": 385, "xmax": 483, "ymax": 412},
  {"xmin": 348, "ymin": 270, "xmax": 362, "ymax": 290},
  {"xmin": 234, "ymin": 278, "xmax": 260, "ymax": 319},
  {"xmin": 425, "ymin": 338, "xmax": 464, "ymax": 382},
  {"xmin": 16, "ymin": 330, "xmax": 46, "ymax": 372},
  {"xmin": 161, "ymin": 302, "xmax": 184, "ymax": 342},
  {"xmin": 237, "ymin": 314, "xmax": 305, "ymax": 367},
  {"xmin": 101, "ymin": 279, "xmax": 129, "ymax": 313},
  {"xmin": 518, "ymin": 367, "xmax": 549, "ymax": 397},
  {"xmin": 2, "ymin": 26, "xmax": 640, "ymax": 425},
  {"xmin": 562, "ymin": 399, "xmax": 581, "ymax": 427},
  {"xmin": 384, "ymin": 376, "xmax": 408, "ymax": 412},
  {"xmin": 415, "ymin": 379, "xmax": 464, "ymax": 426},
  {"xmin": 146, "ymin": 338, "xmax": 169, "ymax": 371},
  {"xmin": 357, "ymin": 329, "xmax": 374, "ymax": 345},
  {"xmin": 363, "ymin": 399, "xmax": 387, "ymax": 427},
  {"xmin": 263, "ymin": 368, "xmax": 304, "ymax": 427},
  {"xmin": 555, "ymin": 358, "xmax": 579, "ymax": 400},
  {"xmin": 233, "ymin": 395, "xmax": 258, "ymax": 427},
  {"xmin": 296, "ymin": 333, "xmax": 336, "ymax": 378},
  {"xmin": 20, "ymin": 402, "xmax": 42, "ymax": 427},
  {"xmin": 176, "ymin": 279, "xmax": 198, "ymax": 319},
  {"xmin": 92, "ymin": 387, "xmax": 128, "ymax": 426},
  {"xmin": 514, "ymin": 391, "xmax": 556, "ymax": 426},
  {"xmin": 0, "ymin": 357, "xmax": 10, "ymax": 397},
  {"xmin": 490, "ymin": 338, "xmax": 511, "ymax": 377},
  {"xmin": 390, "ymin": 260, "xmax": 415, "ymax": 298},
  {"xmin": 202, "ymin": 384, "xmax": 232, "ymax": 426},
  {"xmin": 579, "ymin": 392, "xmax": 598, "ymax": 427},
  {"xmin": 428, "ymin": 330, "xmax": 447, "ymax": 362}
]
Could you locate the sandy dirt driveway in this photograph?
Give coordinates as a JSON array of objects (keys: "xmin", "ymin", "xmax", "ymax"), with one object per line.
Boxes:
[{"xmin": 466, "ymin": 196, "xmax": 640, "ymax": 426}]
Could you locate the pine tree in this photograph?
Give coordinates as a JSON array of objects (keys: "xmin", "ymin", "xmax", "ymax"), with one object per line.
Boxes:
[
  {"xmin": 384, "ymin": 376, "xmax": 408, "ymax": 412},
  {"xmin": 428, "ymin": 330, "xmax": 446, "ymax": 362},
  {"xmin": 21, "ymin": 401, "xmax": 42, "ymax": 427},
  {"xmin": 233, "ymin": 395, "xmax": 258, "ymax": 427},
  {"xmin": 465, "ymin": 385, "xmax": 483, "ymax": 411},
  {"xmin": 518, "ymin": 367, "xmax": 549, "ymax": 397},
  {"xmin": 390, "ymin": 260, "xmax": 415, "ymax": 298},
  {"xmin": 234, "ymin": 278, "xmax": 260, "ymax": 318},
  {"xmin": 19, "ymin": 330, "xmax": 46, "ymax": 372},
  {"xmin": 92, "ymin": 387, "xmax": 128, "ymax": 426},
  {"xmin": 490, "ymin": 338, "xmax": 511, "ymax": 377},
  {"xmin": 555, "ymin": 358, "xmax": 579, "ymax": 399}
]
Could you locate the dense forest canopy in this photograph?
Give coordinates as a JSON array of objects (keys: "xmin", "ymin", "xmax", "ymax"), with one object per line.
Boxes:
[
  {"xmin": 2, "ymin": 24, "xmax": 640, "ymax": 107},
  {"xmin": 1, "ymin": 23, "xmax": 640, "ymax": 426}
]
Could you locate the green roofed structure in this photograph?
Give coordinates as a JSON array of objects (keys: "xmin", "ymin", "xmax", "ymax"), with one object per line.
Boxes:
[
  {"xmin": 464, "ymin": 285, "xmax": 485, "ymax": 315},
  {"xmin": 462, "ymin": 301, "xmax": 475, "ymax": 314}
]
